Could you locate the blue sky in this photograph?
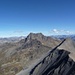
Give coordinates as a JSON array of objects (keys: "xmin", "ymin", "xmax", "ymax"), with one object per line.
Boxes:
[{"xmin": 0, "ymin": 0, "xmax": 75, "ymax": 37}]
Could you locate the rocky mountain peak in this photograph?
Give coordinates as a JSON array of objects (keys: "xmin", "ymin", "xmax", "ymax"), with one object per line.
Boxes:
[
  {"xmin": 25, "ymin": 33, "xmax": 45, "ymax": 42},
  {"xmin": 24, "ymin": 33, "xmax": 60, "ymax": 48}
]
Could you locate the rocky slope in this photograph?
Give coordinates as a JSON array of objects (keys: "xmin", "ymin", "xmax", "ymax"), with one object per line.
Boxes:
[
  {"xmin": 0, "ymin": 33, "xmax": 60, "ymax": 75},
  {"xmin": 16, "ymin": 39, "xmax": 75, "ymax": 75}
]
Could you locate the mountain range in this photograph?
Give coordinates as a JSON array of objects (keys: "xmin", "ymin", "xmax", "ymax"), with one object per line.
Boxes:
[
  {"xmin": 0, "ymin": 36, "xmax": 25, "ymax": 44},
  {"xmin": 52, "ymin": 34, "xmax": 75, "ymax": 41},
  {"xmin": 0, "ymin": 33, "xmax": 75, "ymax": 75}
]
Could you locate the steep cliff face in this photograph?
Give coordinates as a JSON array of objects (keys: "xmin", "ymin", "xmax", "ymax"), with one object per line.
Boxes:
[{"xmin": 16, "ymin": 39, "xmax": 75, "ymax": 75}]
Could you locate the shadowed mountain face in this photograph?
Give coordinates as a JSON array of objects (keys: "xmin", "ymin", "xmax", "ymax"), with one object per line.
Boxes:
[
  {"xmin": 16, "ymin": 39, "xmax": 75, "ymax": 75},
  {"xmin": 0, "ymin": 33, "xmax": 60, "ymax": 75}
]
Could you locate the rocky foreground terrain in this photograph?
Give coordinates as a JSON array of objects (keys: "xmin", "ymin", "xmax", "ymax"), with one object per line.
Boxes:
[{"xmin": 0, "ymin": 33, "xmax": 75, "ymax": 75}]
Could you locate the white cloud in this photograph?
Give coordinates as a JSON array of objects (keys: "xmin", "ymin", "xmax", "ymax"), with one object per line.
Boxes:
[
  {"xmin": 66, "ymin": 31, "xmax": 73, "ymax": 34},
  {"xmin": 52, "ymin": 29, "xmax": 59, "ymax": 34},
  {"xmin": 51, "ymin": 29, "xmax": 74, "ymax": 35}
]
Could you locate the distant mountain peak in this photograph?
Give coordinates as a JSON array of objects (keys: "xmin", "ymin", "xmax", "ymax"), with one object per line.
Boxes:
[
  {"xmin": 29, "ymin": 32, "xmax": 43, "ymax": 36},
  {"xmin": 23, "ymin": 33, "xmax": 61, "ymax": 48},
  {"xmin": 25, "ymin": 33, "xmax": 44, "ymax": 43},
  {"xmin": 27, "ymin": 33, "xmax": 44, "ymax": 39}
]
